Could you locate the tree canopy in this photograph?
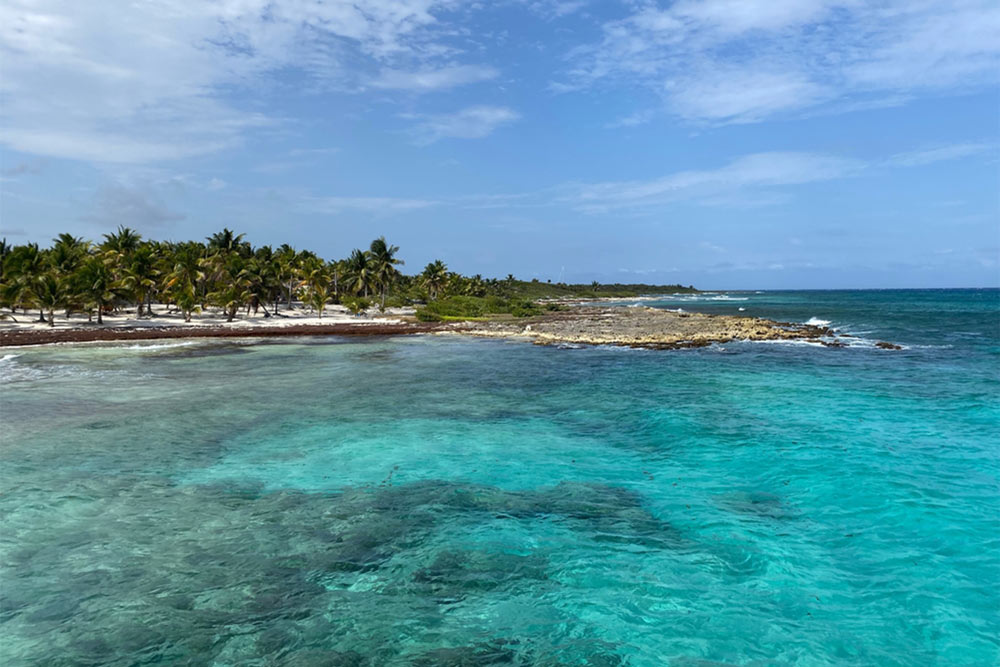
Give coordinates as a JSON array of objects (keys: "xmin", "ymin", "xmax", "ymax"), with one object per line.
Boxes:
[{"xmin": 0, "ymin": 228, "xmax": 696, "ymax": 325}]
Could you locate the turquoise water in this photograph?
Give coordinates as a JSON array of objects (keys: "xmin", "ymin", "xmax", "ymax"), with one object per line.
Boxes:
[{"xmin": 1, "ymin": 289, "xmax": 998, "ymax": 665}]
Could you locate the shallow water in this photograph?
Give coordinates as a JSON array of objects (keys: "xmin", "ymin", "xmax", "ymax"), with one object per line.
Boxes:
[{"xmin": 1, "ymin": 290, "xmax": 998, "ymax": 665}]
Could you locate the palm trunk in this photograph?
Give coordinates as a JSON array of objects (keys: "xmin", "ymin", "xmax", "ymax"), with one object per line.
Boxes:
[
  {"xmin": 47, "ymin": 309, "xmax": 54, "ymax": 326},
  {"xmin": 96, "ymin": 308, "xmax": 103, "ymax": 324}
]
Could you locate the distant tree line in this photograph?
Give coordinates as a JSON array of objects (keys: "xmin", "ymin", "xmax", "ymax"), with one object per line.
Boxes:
[
  {"xmin": 0, "ymin": 228, "xmax": 698, "ymax": 326},
  {"xmin": 0, "ymin": 228, "xmax": 540, "ymax": 325}
]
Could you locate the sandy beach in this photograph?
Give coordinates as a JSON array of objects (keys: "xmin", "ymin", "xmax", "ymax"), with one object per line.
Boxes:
[{"xmin": 0, "ymin": 303, "xmax": 441, "ymax": 346}]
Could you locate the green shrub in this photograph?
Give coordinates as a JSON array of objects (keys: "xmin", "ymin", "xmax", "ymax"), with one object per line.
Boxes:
[
  {"xmin": 508, "ymin": 298, "xmax": 540, "ymax": 317},
  {"xmin": 342, "ymin": 297, "xmax": 370, "ymax": 315},
  {"xmin": 414, "ymin": 295, "xmax": 540, "ymax": 321}
]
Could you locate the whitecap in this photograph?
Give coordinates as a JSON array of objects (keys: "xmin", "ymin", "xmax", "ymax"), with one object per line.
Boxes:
[
  {"xmin": 805, "ymin": 317, "xmax": 831, "ymax": 327},
  {"xmin": 0, "ymin": 353, "xmax": 21, "ymax": 363}
]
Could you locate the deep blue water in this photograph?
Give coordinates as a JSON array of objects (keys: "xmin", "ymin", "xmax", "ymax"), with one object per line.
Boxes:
[{"xmin": 1, "ymin": 289, "xmax": 998, "ymax": 665}]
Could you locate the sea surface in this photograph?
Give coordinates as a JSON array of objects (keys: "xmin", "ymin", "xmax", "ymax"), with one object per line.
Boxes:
[{"xmin": 1, "ymin": 289, "xmax": 998, "ymax": 666}]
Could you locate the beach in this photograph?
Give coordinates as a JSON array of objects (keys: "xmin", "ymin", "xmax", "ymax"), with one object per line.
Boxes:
[
  {"xmin": 0, "ymin": 304, "xmax": 435, "ymax": 346},
  {"xmin": 0, "ymin": 300, "xmax": 879, "ymax": 349}
]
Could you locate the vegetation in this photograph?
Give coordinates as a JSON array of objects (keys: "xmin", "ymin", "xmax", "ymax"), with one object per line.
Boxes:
[
  {"xmin": 414, "ymin": 295, "xmax": 540, "ymax": 322},
  {"xmin": 0, "ymin": 229, "xmax": 697, "ymax": 326}
]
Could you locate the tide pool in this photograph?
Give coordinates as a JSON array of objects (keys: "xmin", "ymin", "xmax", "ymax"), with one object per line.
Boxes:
[{"xmin": 1, "ymin": 290, "xmax": 998, "ymax": 665}]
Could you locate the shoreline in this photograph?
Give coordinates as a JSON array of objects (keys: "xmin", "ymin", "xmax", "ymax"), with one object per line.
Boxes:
[
  {"xmin": 459, "ymin": 306, "xmax": 854, "ymax": 349},
  {"xmin": 0, "ymin": 305, "xmax": 901, "ymax": 350},
  {"xmin": 0, "ymin": 321, "xmax": 454, "ymax": 347}
]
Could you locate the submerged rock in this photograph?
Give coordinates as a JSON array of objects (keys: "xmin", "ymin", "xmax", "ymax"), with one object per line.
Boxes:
[
  {"xmin": 413, "ymin": 549, "xmax": 548, "ymax": 598},
  {"xmin": 715, "ymin": 491, "xmax": 796, "ymax": 521},
  {"xmin": 410, "ymin": 639, "xmax": 519, "ymax": 666}
]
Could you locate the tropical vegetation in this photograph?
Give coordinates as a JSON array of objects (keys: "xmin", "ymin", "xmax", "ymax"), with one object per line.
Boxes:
[{"xmin": 0, "ymin": 229, "xmax": 696, "ymax": 325}]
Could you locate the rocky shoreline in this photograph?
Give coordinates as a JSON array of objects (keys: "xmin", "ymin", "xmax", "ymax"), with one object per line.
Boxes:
[
  {"xmin": 459, "ymin": 306, "xmax": 864, "ymax": 349},
  {"xmin": 0, "ymin": 305, "xmax": 902, "ymax": 350}
]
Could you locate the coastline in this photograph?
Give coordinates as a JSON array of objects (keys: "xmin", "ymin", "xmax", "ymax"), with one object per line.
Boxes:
[
  {"xmin": 0, "ymin": 320, "xmax": 454, "ymax": 347},
  {"xmin": 458, "ymin": 306, "xmax": 853, "ymax": 349},
  {"xmin": 0, "ymin": 302, "xmax": 894, "ymax": 349}
]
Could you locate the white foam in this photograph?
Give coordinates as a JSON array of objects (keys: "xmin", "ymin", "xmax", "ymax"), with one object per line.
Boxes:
[
  {"xmin": 750, "ymin": 338, "xmax": 828, "ymax": 348},
  {"xmin": 738, "ymin": 307, "xmax": 746, "ymax": 312},
  {"xmin": 0, "ymin": 353, "xmax": 21, "ymax": 363},
  {"xmin": 805, "ymin": 317, "xmax": 831, "ymax": 327},
  {"xmin": 843, "ymin": 337, "xmax": 911, "ymax": 351},
  {"xmin": 118, "ymin": 341, "xmax": 198, "ymax": 351}
]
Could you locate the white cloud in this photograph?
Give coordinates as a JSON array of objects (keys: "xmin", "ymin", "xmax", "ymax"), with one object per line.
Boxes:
[
  {"xmin": 81, "ymin": 183, "xmax": 184, "ymax": 229},
  {"xmin": 298, "ymin": 196, "xmax": 438, "ymax": 214},
  {"xmin": 0, "ymin": 0, "xmax": 464, "ymax": 163},
  {"xmin": 605, "ymin": 110, "xmax": 655, "ymax": 128},
  {"xmin": 410, "ymin": 106, "xmax": 521, "ymax": 145},
  {"xmin": 885, "ymin": 143, "xmax": 994, "ymax": 167},
  {"xmin": 565, "ymin": 151, "xmax": 864, "ymax": 211},
  {"xmin": 527, "ymin": 1, "xmax": 590, "ymax": 19},
  {"xmin": 560, "ymin": 0, "xmax": 1000, "ymax": 124},
  {"xmin": 669, "ymin": 70, "xmax": 829, "ymax": 123},
  {"xmin": 371, "ymin": 65, "xmax": 498, "ymax": 91}
]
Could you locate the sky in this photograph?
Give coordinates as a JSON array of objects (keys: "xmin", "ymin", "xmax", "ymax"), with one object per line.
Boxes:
[{"xmin": 0, "ymin": 0, "xmax": 998, "ymax": 289}]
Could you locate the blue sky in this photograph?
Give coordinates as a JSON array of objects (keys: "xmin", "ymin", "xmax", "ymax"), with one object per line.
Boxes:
[{"xmin": 1, "ymin": 0, "xmax": 997, "ymax": 288}]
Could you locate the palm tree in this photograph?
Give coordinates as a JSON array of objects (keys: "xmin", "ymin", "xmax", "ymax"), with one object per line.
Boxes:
[
  {"xmin": 34, "ymin": 272, "xmax": 64, "ymax": 326},
  {"xmin": 3, "ymin": 243, "xmax": 48, "ymax": 320},
  {"xmin": 369, "ymin": 236, "xmax": 403, "ymax": 310},
  {"xmin": 207, "ymin": 279, "xmax": 251, "ymax": 322},
  {"xmin": 421, "ymin": 260, "xmax": 448, "ymax": 301},
  {"xmin": 120, "ymin": 243, "xmax": 159, "ymax": 317},
  {"xmin": 76, "ymin": 256, "xmax": 116, "ymax": 324},
  {"xmin": 463, "ymin": 274, "xmax": 486, "ymax": 297},
  {"xmin": 51, "ymin": 237, "xmax": 89, "ymax": 317},
  {"xmin": 163, "ymin": 242, "xmax": 205, "ymax": 322},
  {"xmin": 101, "ymin": 226, "xmax": 142, "ymax": 255},
  {"xmin": 206, "ymin": 228, "xmax": 247, "ymax": 256},
  {"xmin": 345, "ymin": 248, "xmax": 373, "ymax": 298},
  {"xmin": 0, "ymin": 238, "xmax": 10, "ymax": 281},
  {"xmin": 245, "ymin": 250, "xmax": 279, "ymax": 317},
  {"xmin": 205, "ymin": 253, "xmax": 251, "ymax": 321},
  {"xmin": 172, "ymin": 281, "xmax": 201, "ymax": 323},
  {"xmin": 275, "ymin": 246, "xmax": 301, "ymax": 310},
  {"xmin": 307, "ymin": 284, "xmax": 331, "ymax": 318}
]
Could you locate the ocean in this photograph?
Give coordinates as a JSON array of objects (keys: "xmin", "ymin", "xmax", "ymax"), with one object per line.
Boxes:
[{"xmin": 1, "ymin": 289, "xmax": 997, "ymax": 665}]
